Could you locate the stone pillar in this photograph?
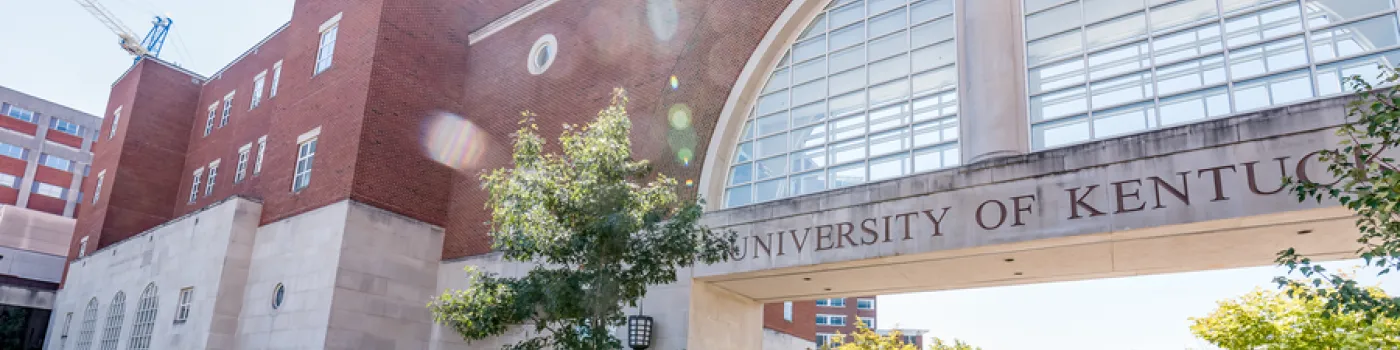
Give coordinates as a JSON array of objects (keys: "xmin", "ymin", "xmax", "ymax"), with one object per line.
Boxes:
[
  {"xmin": 15, "ymin": 114, "xmax": 49, "ymax": 208},
  {"xmin": 685, "ymin": 281, "xmax": 763, "ymax": 349},
  {"xmin": 958, "ymin": 0, "xmax": 1030, "ymax": 163}
]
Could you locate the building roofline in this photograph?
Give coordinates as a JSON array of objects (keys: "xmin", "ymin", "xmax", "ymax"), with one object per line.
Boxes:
[
  {"xmin": 204, "ymin": 22, "xmax": 291, "ymax": 83},
  {"xmin": 468, "ymin": 0, "xmax": 562, "ymax": 44},
  {"xmin": 0, "ymin": 85, "xmax": 103, "ymax": 122},
  {"xmin": 109, "ymin": 56, "xmax": 209, "ymax": 88}
]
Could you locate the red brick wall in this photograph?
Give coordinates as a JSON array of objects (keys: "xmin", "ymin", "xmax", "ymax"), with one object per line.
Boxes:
[
  {"xmin": 0, "ymin": 187, "xmax": 17, "ymax": 205},
  {"xmin": 0, "ymin": 116, "xmax": 37, "ymax": 136},
  {"xmin": 46, "ymin": 132, "xmax": 83, "ymax": 149},
  {"xmin": 764, "ymin": 301, "xmax": 818, "ymax": 342},
  {"xmin": 816, "ymin": 296, "xmax": 878, "ymax": 342},
  {"xmin": 26, "ymin": 194, "xmax": 65, "ymax": 215},
  {"xmin": 0, "ymin": 156, "xmax": 25, "ymax": 176},
  {"xmin": 33, "ymin": 166, "xmax": 72, "ymax": 189}
]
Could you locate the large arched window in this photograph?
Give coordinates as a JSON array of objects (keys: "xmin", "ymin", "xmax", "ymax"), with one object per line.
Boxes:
[
  {"xmin": 75, "ymin": 298, "xmax": 99, "ymax": 350},
  {"xmin": 725, "ymin": 0, "xmax": 960, "ymax": 208},
  {"xmin": 1024, "ymin": 0, "xmax": 1400, "ymax": 149},
  {"xmin": 99, "ymin": 292, "xmax": 126, "ymax": 350},
  {"xmin": 126, "ymin": 284, "xmax": 157, "ymax": 350}
]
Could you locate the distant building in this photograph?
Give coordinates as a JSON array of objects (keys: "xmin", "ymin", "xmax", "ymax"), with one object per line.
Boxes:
[
  {"xmin": 0, "ymin": 205, "xmax": 77, "ymax": 349},
  {"xmin": 0, "ymin": 86, "xmax": 100, "ymax": 218}
]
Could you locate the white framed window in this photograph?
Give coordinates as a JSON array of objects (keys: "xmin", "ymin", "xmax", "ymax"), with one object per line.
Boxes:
[
  {"xmin": 815, "ymin": 298, "xmax": 846, "ymax": 308},
  {"xmin": 59, "ymin": 312, "xmax": 72, "ymax": 349},
  {"xmin": 74, "ymin": 298, "xmax": 98, "ymax": 350},
  {"xmin": 815, "ymin": 314, "xmax": 846, "ymax": 326},
  {"xmin": 175, "ymin": 287, "xmax": 193, "ymax": 323},
  {"xmin": 902, "ymin": 335, "xmax": 918, "ymax": 345},
  {"xmin": 50, "ymin": 118, "xmax": 82, "ymax": 136},
  {"xmin": 315, "ymin": 14, "xmax": 341, "ymax": 75},
  {"xmin": 293, "ymin": 128, "xmax": 320, "ymax": 191},
  {"xmin": 204, "ymin": 103, "xmax": 217, "ymax": 136},
  {"xmin": 93, "ymin": 170, "xmax": 105, "ymax": 204},
  {"xmin": 220, "ymin": 92, "xmax": 234, "ymax": 127},
  {"xmin": 0, "ymin": 142, "xmax": 25, "ymax": 159},
  {"xmin": 254, "ymin": 135, "xmax": 267, "ymax": 174},
  {"xmin": 1, "ymin": 102, "xmax": 36, "ymax": 123},
  {"xmin": 39, "ymin": 153, "xmax": 73, "ymax": 171},
  {"xmin": 128, "ymin": 284, "xmax": 158, "ymax": 350},
  {"xmin": 859, "ymin": 316, "xmax": 875, "ymax": 329},
  {"xmin": 98, "ymin": 292, "xmax": 125, "ymax": 350},
  {"xmin": 78, "ymin": 236, "xmax": 89, "ymax": 258},
  {"xmin": 235, "ymin": 144, "xmax": 251, "ymax": 183},
  {"xmin": 856, "ymin": 298, "xmax": 875, "ymax": 310},
  {"xmin": 205, "ymin": 159, "xmax": 220, "ymax": 196},
  {"xmin": 251, "ymin": 71, "xmax": 267, "ymax": 109},
  {"xmin": 0, "ymin": 173, "xmax": 16, "ymax": 188},
  {"xmin": 189, "ymin": 167, "xmax": 203, "ymax": 203},
  {"xmin": 783, "ymin": 301, "xmax": 793, "ymax": 322},
  {"xmin": 109, "ymin": 106, "xmax": 122, "ymax": 140},
  {"xmin": 270, "ymin": 61, "xmax": 283, "ymax": 97},
  {"xmin": 528, "ymin": 34, "xmax": 559, "ymax": 75},
  {"xmin": 33, "ymin": 182, "xmax": 66, "ymax": 198},
  {"xmin": 816, "ymin": 333, "xmax": 842, "ymax": 348}
]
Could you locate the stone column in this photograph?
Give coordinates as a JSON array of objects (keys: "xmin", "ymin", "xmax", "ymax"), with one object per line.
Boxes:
[
  {"xmin": 15, "ymin": 114, "xmax": 49, "ymax": 208},
  {"xmin": 958, "ymin": 0, "xmax": 1031, "ymax": 163},
  {"xmin": 685, "ymin": 281, "xmax": 763, "ymax": 349}
]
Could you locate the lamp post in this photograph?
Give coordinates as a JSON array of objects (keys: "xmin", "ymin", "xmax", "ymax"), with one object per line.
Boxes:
[{"xmin": 627, "ymin": 314, "xmax": 653, "ymax": 349}]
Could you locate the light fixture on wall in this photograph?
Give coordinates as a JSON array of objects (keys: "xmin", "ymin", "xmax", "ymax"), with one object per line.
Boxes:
[{"xmin": 627, "ymin": 313, "xmax": 654, "ymax": 349}]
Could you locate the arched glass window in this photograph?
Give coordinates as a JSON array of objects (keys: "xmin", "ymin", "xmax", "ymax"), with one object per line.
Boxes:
[
  {"xmin": 126, "ymin": 284, "xmax": 157, "ymax": 350},
  {"xmin": 725, "ymin": 0, "xmax": 961, "ymax": 208},
  {"xmin": 75, "ymin": 298, "xmax": 99, "ymax": 350},
  {"xmin": 1024, "ymin": 0, "xmax": 1400, "ymax": 150},
  {"xmin": 99, "ymin": 292, "xmax": 126, "ymax": 350}
]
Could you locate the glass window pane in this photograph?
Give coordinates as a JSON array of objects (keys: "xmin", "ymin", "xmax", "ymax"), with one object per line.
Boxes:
[
  {"xmin": 913, "ymin": 65, "xmax": 958, "ymax": 94},
  {"xmin": 870, "ymin": 0, "xmax": 905, "ymax": 15},
  {"xmin": 914, "ymin": 118, "xmax": 956, "ymax": 147},
  {"xmin": 1027, "ymin": 2, "xmax": 1083, "ymax": 41},
  {"xmin": 793, "ymin": 102, "xmax": 828, "ymax": 126},
  {"xmin": 1223, "ymin": 3, "xmax": 1302, "ymax": 48},
  {"xmin": 913, "ymin": 145, "xmax": 953, "ymax": 172},
  {"xmin": 1093, "ymin": 102, "xmax": 1155, "ymax": 138},
  {"xmin": 830, "ymin": 68, "xmax": 866, "ymax": 96},
  {"xmin": 870, "ymin": 30, "xmax": 909, "ymax": 60},
  {"xmin": 1316, "ymin": 49, "xmax": 1400, "ymax": 96},
  {"xmin": 757, "ymin": 156, "xmax": 789, "ymax": 180},
  {"xmin": 869, "ymin": 104, "xmax": 911, "ymax": 131},
  {"xmin": 726, "ymin": 185, "xmax": 752, "ymax": 207},
  {"xmin": 830, "ymin": 91, "xmax": 867, "ymax": 117},
  {"xmin": 792, "ymin": 124, "xmax": 828, "ymax": 149},
  {"xmin": 757, "ymin": 91, "xmax": 790, "ymax": 116},
  {"xmin": 912, "ymin": 40, "xmax": 955, "ymax": 72},
  {"xmin": 757, "ymin": 113, "xmax": 789, "ymax": 136},
  {"xmin": 1305, "ymin": 0, "xmax": 1395, "ymax": 26},
  {"xmin": 730, "ymin": 163, "xmax": 753, "ymax": 185},
  {"xmin": 741, "ymin": 121, "xmax": 754, "ymax": 140},
  {"xmin": 870, "ymin": 9, "xmax": 908, "ymax": 38},
  {"xmin": 763, "ymin": 68, "xmax": 791, "ymax": 94},
  {"xmin": 830, "ymin": 45, "xmax": 866, "ymax": 72},
  {"xmin": 735, "ymin": 142, "xmax": 753, "ymax": 162},
  {"xmin": 870, "ymin": 153, "xmax": 911, "ymax": 181},
  {"xmin": 830, "ymin": 1, "xmax": 866, "ymax": 29},
  {"xmin": 792, "ymin": 148, "xmax": 828, "ymax": 173},
  {"xmin": 1227, "ymin": 35, "xmax": 1308, "ymax": 79},
  {"xmin": 832, "ymin": 22, "xmax": 866, "ymax": 50},
  {"xmin": 830, "ymin": 138, "xmax": 867, "ymax": 164},
  {"xmin": 1030, "ymin": 58, "xmax": 1087, "ymax": 94},
  {"xmin": 911, "ymin": 17, "xmax": 955, "ymax": 48},
  {"xmin": 1033, "ymin": 115, "xmax": 1091, "ymax": 149},
  {"xmin": 1026, "ymin": 0, "xmax": 1068, "ymax": 14},
  {"xmin": 1158, "ymin": 86, "xmax": 1230, "ymax": 125},
  {"xmin": 870, "ymin": 78, "xmax": 911, "ymax": 106},
  {"xmin": 830, "ymin": 162, "xmax": 867, "ymax": 188},
  {"xmin": 1223, "ymin": 0, "xmax": 1287, "ymax": 14},
  {"xmin": 869, "ymin": 128, "xmax": 911, "ymax": 156},
  {"xmin": 830, "ymin": 113, "xmax": 867, "ymax": 140},
  {"xmin": 1088, "ymin": 42, "xmax": 1151, "ymax": 80},
  {"xmin": 912, "ymin": 0, "xmax": 954, "ymax": 23},
  {"xmin": 794, "ymin": 58, "xmax": 827, "ymax": 84},
  {"xmin": 1030, "ymin": 87, "xmax": 1088, "ymax": 122},
  {"xmin": 1156, "ymin": 54, "xmax": 1227, "ymax": 96},
  {"xmin": 1152, "ymin": 23, "xmax": 1223, "ymax": 63},
  {"xmin": 913, "ymin": 90, "xmax": 958, "ymax": 121},
  {"xmin": 1028, "ymin": 29, "xmax": 1084, "ymax": 66},
  {"xmin": 793, "ymin": 36, "xmax": 828, "ymax": 62},
  {"xmin": 1087, "ymin": 13, "xmax": 1148, "ymax": 50},
  {"xmin": 1085, "ymin": 0, "xmax": 1145, "ymax": 24},
  {"xmin": 870, "ymin": 54, "xmax": 910, "ymax": 84},
  {"xmin": 1090, "ymin": 71, "xmax": 1154, "ymax": 108},
  {"xmin": 1309, "ymin": 14, "xmax": 1400, "ymax": 61},
  {"xmin": 794, "ymin": 78, "xmax": 828, "ymax": 106},
  {"xmin": 800, "ymin": 14, "xmax": 827, "ymax": 40},
  {"xmin": 791, "ymin": 171, "xmax": 827, "ymax": 195},
  {"xmin": 757, "ymin": 133, "xmax": 789, "ymax": 158},
  {"xmin": 1150, "ymin": 0, "xmax": 1219, "ymax": 33},
  {"xmin": 1232, "ymin": 69, "xmax": 1314, "ymax": 111},
  {"xmin": 755, "ymin": 179, "xmax": 788, "ymax": 202}
]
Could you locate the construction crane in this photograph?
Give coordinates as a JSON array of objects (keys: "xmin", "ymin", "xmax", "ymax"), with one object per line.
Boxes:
[{"xmin": 74, "ymin": 0, "xmax": 173, "ymax": 61}]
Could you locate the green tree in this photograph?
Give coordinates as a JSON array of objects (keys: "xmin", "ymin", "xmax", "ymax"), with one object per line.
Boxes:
[
  {"xmin": 822, "ymin": 321, "xmax": 917, "ymax": 350},
  {"xmin": 927, "ymin": 338, "xmax": 981, "ymax": 350},
  {"xmin": 428, "ymin": 89, "xmax": 736, "ymax": 350},
  {"xmin": 1280, "ymin": 65, "xmax": 1400, "ymax": 319},
  {"xmin": 1189, "ymin": 283, "xmax": 1400, "ymax": 349}
]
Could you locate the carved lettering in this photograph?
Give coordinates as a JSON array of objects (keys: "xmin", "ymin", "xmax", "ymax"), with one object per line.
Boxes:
[
  {"xmin": 836, "ymin": 222, "xmax": 857, "ymax": 248},
  {"xmin": 1243, "ymin": 157, "xmax": 1290, "ymax": 195},
  {"xmin": 732, "ymin": 236, "xmax": 748, "ymax": 261},
  {"xmin": 815, "ymin": 225, "xmax": 835, "ymax": 251},
  {"xmin": 882, "ymin": 216, "xmax": 893, "ymax": 243},
  {"xmin": 1011, "ymin": 195, "xmax": 1035, "ymax": 226},
  {"xmin": 1067, "ymin": 185, "xmax": 1106, "ymax": 219},
  {"xmin": 860, "ymin": 218, "xmax": 880, "ymax": 245},
  {"xmin": 1112, "ymin": 179, "xmax": 1146, "ymax": 214},
  {"xmin": 1198, "ymin": 165, "xmax": 1237, "ymax": 202},
  {"xmin": 1148, "ymin": 172, "xmax": 1190, "ymax": 209},
  {"xmin": 922, "ymin": 207, "xmax": 952, "ymax": 236},
  {"xmin": 895, "ymin": 212, "xmax": 919, "ymax": 240},
  {"xmin": 976, "ymin": 200, "xmax": 1008, "ymax": 230},
  {"xmin": 753, "ymin": 232, "xmax": 773, "ymax": 258},
  {"xmin": 1297, "ymin": 150, "xmax": 1343, "ymax": 186},
  {"xmin": 789, "ymin": 228, "xmax": 810, "ymax": 253}
]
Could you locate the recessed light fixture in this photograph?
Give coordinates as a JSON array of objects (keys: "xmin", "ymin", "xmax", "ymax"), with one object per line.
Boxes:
[
  {"xmin": 803, "ymin": 277, "xmax": 811, "ymax": 281},
  {"xmin": 824, "ymin": 288, "xmax": 832, "ymax": 291},
  {"xmin": 1004, "ymin": 258, "xmax": 1015, "ymax": 262},
  {"xmin": 1014, "ymin": 272, "xmax": 1024, "ymax": 276},
  {"xmin": 1297, "ymin": 229, "xmax": 1313, "ymax": 235}
]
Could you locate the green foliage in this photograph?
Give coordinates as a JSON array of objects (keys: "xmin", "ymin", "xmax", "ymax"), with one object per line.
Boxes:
[
  {"xmin": 428, "ymin": 89, "xmax": 736, "ymax": 350},
  {"xmin": 1280, "ymin": 65, "xmax": 1400, "ymax": 319},
  {"xmin": 1190, "ymin": 283, "xmax": 1400, "ymax": 349},
  {"xmin": 820, "ymin": 321, "xmax": 918, "ymax": 350},
  {"xmin": 927, "ymin": 338, "xmax": 981, "ymax": 350}
]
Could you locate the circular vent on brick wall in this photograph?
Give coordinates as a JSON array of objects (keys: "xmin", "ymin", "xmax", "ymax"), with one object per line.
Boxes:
[{"xmin": 528, "ymin": 34, "xmax": 558, "ymax": 75}]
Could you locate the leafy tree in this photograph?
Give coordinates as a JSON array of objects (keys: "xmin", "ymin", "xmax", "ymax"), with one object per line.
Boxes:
[
  {"xmin": 927, "ymin": 338, "xmax": 981, "ymax": 350},
  {"xmin": 428, "ymin": 89, "xmax": 736, "ymax": 350},
  {"xmin": 821, "ymin": 321, "xmax": 917, "ymax": 350},
  {"xmin": 1189, "ymin": 282, "xmax": 1400, "ymax": 349},
  {"xmin": 1280, "ymin": 65, "xmax": 1400, "ymax": 319}
]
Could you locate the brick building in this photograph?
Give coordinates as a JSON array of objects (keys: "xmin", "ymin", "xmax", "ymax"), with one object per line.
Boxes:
[{"xmin": 0, "ymin": 86, "xmax": 100, "ymax": 218}]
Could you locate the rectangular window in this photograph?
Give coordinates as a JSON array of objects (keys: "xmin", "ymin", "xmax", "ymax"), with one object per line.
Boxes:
[
  {"xmin": 270, "ymin": 61, "xmax": 283, "ymax": 97},
  {"xmin": 859, "ymin": 317, "xmax": 875, "ymax": 329},
  {"xmin": 220, "ymin": 92, "xmax": 234, "ymax": 127},
  {"xmin": 34, "ymin": 182, "xmax": 66, "ymax": 198},
  {"xmin": 783, "ymin": 301, "xmax": 793, "ymax": 322},
  {"xmin": 109, "ymin": 106, "xmax": 122, "ymax": 140},
  {"xmin": 235, "ymin": 144, "xmax": 251, "ymax": 183},
  {"xmin": 293, "ymin": 137, "xmax": 317, "ymax": 191},
  {"xmin": 856, "ymin": 298, "xmax": 875, "ymax": 310},
  {"xmin": 815, "ymin": 298, "xmax": 846, "ymax": 308},
  {"xmin": 0, "ymin": 173, "xmax": 18, "ymax": 188},
  {"xmin": 205, "ymin": 160, "xmax": 220, "ymax": 196},
  {"xmin": 254, "ymin": 136, "xmax": 267, "ymax": 174},
  {"xmin": 815, "ymin": 314, "xmax": 847, "ymax": 326},
  {"xmin": 315, "ymin": 14, "xmax": 341, "ymax": 75},
  {"xmin": 39, "ymin": 154, "xmax": 73, "ymax": 171},
  {"xmin": 189, "ymin": 168, "xmax": 203, "ymax": 203},
  {"xmin": 903, "ymin": 335, "xmax": 917, "ymax": 345},
  {"xmin": 204, "ymin": 103, "xmax": 217, "ymax": 136},
  {"xmin": 251, "ymin": 71, "xmax": 267, "ymax": 109},
  {"xmin": 77, "ymin": 236, "xmax": 88, "ymax": 258},
  {"xmin": 93, "ymin": 170, "xmax": 105, "ymax": 204},
  {"xmin": 175, "ymin": 287, "xmax": 193, "ymax": 323},
  {"xmin": 1, "ymin": 102, "xmax": 36, "ymax": 122},
  {"xmin": 0, "ymin": 142, "xmax": 26, "ymax": 159},
  {"xmin": 817, "ymin": 334, "xmax": 841, "ymax": 348},
  {"xmin": 49, "ymin": 118, "xmax": 82, "ymax": 136}
]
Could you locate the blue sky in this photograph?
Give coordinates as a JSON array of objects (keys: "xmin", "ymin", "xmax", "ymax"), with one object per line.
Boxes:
[{"xmin": 4, "ymin": 1, "xmax": 1398, "ymax": 349}]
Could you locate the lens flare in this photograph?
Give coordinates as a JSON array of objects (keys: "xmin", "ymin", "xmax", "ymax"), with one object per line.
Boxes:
[
  {"xmin": 647, "ymin": 0, "xmax": 680, "ymax": 41},
  {"xmin": 685, "ymin": 179, "xmax": 694, "ymax": 187},
  {"xmin": 422, "ymin": 112, "xmax": 490, "ymax": 170},
  {"xmin": 677, "ymin": 148, "xmax": 693, "ymax": 166},
  {"xmin": 670, "ymin": 75, "xmax": 680, "ymax": 90},
  {"xmin": 668, "ymin": 104, "xmax": 692, "ymax": 130}
]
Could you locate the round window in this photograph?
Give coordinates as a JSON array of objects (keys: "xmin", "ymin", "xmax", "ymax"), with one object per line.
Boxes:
[
  {"xmin": 528, "ymin": 34, "xmax": 558, "ymax": 75},
  {"xmin": 271, "ymin": 283, "xmax": 285, "ymax": 309}
]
